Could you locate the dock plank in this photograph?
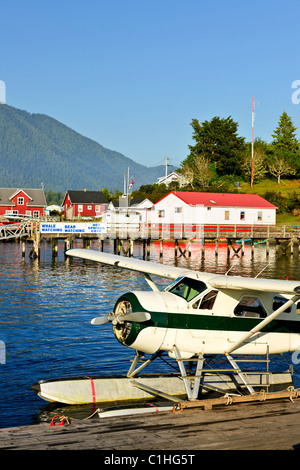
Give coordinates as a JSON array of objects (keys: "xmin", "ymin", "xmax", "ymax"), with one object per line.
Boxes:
[{"xmin": 1, "ymin": 398, "xmax": 300, "ymax": 450}]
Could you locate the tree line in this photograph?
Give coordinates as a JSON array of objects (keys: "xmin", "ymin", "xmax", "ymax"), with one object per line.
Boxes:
[
  {"xmin": 178, "ymin": 111, "xmax": 300, "ymax": 188},
  {"xmin": 46, "ymin": 110, "xmax": 300, "ymax": 214}
]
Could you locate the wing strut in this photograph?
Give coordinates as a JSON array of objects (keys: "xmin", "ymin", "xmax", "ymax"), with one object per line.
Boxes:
[
  {"xmin": 143, "ymin": 273, "xmax": 160, "ymax": 291},
  {"xmin": 226, "ymin": 294, "xmax": 300, "ymax": 355}
]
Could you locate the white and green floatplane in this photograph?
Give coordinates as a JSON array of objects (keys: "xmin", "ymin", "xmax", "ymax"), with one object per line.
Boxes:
[{"xmin": 32, "ymin": 249, "xmax": 300, "ymax": 406}]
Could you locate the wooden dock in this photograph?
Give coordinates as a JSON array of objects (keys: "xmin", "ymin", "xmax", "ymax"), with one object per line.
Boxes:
[
  {"xmin": 1, "ymin": 394, "xmax": 300, "ymax": 450},
  {"xmin": 7, "ymin": 221, "xmax": 300, "ymax": 260}
]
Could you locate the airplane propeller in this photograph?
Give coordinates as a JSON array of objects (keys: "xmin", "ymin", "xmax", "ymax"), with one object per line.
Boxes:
[{"xmin": 91, "ymin": 311, "xmax": 151, "ymax": 325}]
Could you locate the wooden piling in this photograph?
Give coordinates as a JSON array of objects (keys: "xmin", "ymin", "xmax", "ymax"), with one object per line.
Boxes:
[
  {"xmin": 175, "ymin": 239, "xmax": 178, "ymax": 257},
  {"xmin": 160, "ymin": 240, "xmax": 163, "ymax": 257},
  {"xmin": 266, "ymin": 239, "xmax": 270, "ymax": 257},
  {"xmin": 52, "ymin": 238, "xmax": 58, "ymax": 257},
  {"xmin": 129, "ymin": 239, "xmax": 133, "ymax": 257}
]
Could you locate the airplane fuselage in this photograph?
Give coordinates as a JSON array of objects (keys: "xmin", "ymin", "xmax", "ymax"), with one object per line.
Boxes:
[
  {"xmin": 64, "ymin": 249, "xmax": 300, "ymax": 359},
  {"xmin": 112, "ymin": 275, "xmax": 300, "ymax": 358}
]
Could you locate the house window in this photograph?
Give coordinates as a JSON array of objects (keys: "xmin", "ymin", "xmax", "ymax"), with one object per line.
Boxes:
[
  {"xmin": 225, "ymin": 210, "xmax": 230, "ymax": 220},
  {"xmin": 257, "ymin": 211, "xmax": 262, "ymax": 221},
  {"xmin": 175, "ymin": 207, "xmax": 182, "ymax": 213},
  {"xmin": 18, "ymin": 197, "xmax": 24, "ymax": 205},
  {"xmin": 240, "ymin": 211, "xmax": 245, "ymax": 220},
  {"xmin": 95, "ymin": 205, "xmax": 100, "ymax": 212},
  {"xmin": 88, "ymin": 206, "xmax": 92, "ymax": 210},
  {"xmin": 33, "ymin": 211, "xmax": 40, "ymax": 218},
  {"xmin": 158, "ymin": 210, "xmax": 165, "ymax": 218},
  {"xmin": 26, "ymin": 211, "xmax": 31, "ymax": 216}
]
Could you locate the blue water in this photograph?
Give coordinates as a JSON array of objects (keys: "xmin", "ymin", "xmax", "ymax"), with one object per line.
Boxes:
[{"xmin": 0, "ymin": 239, "xmax": 300, "ymax": 428}]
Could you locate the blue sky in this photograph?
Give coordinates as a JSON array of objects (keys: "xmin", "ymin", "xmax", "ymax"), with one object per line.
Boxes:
[{"xmin": 1, "ymin": 0, "xmax": 300, "ymax": 170}]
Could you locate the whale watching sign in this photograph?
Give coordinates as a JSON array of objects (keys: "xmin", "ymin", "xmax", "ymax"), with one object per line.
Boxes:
[{"xmin": 40, "ymin": 223, "xmax": 107, "ymax": 234}]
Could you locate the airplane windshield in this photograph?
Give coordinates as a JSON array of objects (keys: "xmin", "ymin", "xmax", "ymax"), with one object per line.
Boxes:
[{"xmin": 165, "ymin": 277, "xmax": 207, "ymax": 302}]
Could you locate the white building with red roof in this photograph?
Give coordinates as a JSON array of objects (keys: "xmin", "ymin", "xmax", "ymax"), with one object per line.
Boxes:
[{"xmin": 150, "ymin": 192, "xmax": 277, "ymax": 226}]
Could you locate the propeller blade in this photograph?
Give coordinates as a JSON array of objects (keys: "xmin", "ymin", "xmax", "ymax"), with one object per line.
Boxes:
[
  {"xmin": 91, "ymin": 316, "xmax": 110, "ymax": 325},
  {"xmin": 91, "ymin": 311, "xmax": 150, "ymax": 325},
  {"xmin": 121, "ymin": 312, "xmax": 151, "ymax": 323}
]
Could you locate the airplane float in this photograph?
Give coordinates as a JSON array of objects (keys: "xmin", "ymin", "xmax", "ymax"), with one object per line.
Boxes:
[{"xmin": 32, "ymin": 248, "xmax": 300, "ymax": 407}]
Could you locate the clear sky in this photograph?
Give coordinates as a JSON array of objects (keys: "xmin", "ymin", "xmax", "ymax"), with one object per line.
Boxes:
[{"xmin": 1, "ymin": 0, "xmax": 300, "ymax": 169}]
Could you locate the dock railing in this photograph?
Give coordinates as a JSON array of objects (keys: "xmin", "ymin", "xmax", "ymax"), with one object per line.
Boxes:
[
  {"xmin": 2, "ymin": 220, "xmax": 299, "ymax": 243},
  {"xmin": 0, "ymin": 221, "xmax": 33, "ymax": 241},
  {"xmin": 102, "ymin": 223, "xmax": 300, "ymax": 241}
]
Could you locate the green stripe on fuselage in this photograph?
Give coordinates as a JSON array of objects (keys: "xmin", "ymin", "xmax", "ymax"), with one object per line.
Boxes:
[{"xmin": 117, "ymin": 293, "xmax": 300, "ymax": 347}]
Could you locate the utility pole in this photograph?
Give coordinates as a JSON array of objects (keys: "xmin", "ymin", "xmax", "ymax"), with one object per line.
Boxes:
[{"xmin": 251, "ymin": 97, "xmax": 255, "ymax": 188}]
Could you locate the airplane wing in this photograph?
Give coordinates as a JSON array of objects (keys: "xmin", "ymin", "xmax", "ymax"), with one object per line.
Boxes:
[
  {"xmin": 65, "ymin": 248, "xmax": 191, "ymax": 280},
  {"xmin": 209, "ymin": 275, "xmax": 300, "ymax": 295},
  {"xmin": 66, "ymin": 249, "xmax": 300, "ymax": 296}
]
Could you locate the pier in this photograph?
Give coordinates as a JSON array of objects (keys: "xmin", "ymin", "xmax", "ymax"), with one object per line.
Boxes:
[
  {"xmin": 1, "ymin": 393, "xmax": 300, "ymax": 450},
  {"xmin": 1, "ymin": 221, "xmax": 299, "ymax": 260}
]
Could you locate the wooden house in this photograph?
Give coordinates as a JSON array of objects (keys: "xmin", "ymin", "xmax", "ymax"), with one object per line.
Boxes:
[
  {"xmin": 63, "ymin": 190, "xmax": 107, "ymax": 219},
  {"xmin": 155, "ymin": 171, "xmax": 186, "ymax": 187},
  {"xmin": 150, "ymin": 192, "xmax": 277, "ymax": 226},
  {"xmin": 0, "ymin": 188, "xmax": 47, "ymax": 218},
  {"xmin": 107, "ymin": 197, "xmax": 153, "ymax": 223}
]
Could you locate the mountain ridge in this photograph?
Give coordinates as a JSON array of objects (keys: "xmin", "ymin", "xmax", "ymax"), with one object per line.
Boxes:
[{"xmin": 0, "ymin": 104, "xmax": 176, "ymax": 192}]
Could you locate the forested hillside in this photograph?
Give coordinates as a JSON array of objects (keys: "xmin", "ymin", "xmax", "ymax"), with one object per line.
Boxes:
[{"xmin": 0, "ymin": 105, "xmax": 172, "ymax": 192}]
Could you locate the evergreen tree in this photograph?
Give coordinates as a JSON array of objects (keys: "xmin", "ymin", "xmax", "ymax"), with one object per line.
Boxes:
[
  {"xmin": 269, "ymin": 112, "xmax": 300, "ymax": 174},
  {"xmin": 181, "ymin": 116, "xmax": 245, "ymax": 179}
]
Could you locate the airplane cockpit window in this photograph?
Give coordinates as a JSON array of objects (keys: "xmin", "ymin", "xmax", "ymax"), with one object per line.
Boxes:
[
  {"xmin": 192, "ymin": 290, "xmax": 218, "ymax": 309},
  {"xmin": 273, "ymin": 295, "xmax": 291, "ymax": 313},
  {"xmin": 165, "ymin": 277, "xmax": 207, "ymax": 302},
  {"xmin": 234, "ymin": 296, "xmax": 267, "ymax": 318}
]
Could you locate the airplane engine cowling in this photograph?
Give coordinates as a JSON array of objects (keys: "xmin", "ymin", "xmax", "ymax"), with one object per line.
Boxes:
[
  {"xmin": 113, "ymin": 298, "xmax": 135, "ymax": 344},
  {"xmin": 112, "ymin": 291, "xmax": 181, "ymax": 353}
]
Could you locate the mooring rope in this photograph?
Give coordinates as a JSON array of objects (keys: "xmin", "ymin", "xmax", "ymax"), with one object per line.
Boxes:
[{"xmin": 50, "ymin": 408, "xmax": 102, "ymax": 426}]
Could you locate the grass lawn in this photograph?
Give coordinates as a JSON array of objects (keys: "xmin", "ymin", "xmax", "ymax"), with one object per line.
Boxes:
[
  {"xmin": 236, "ymin": 178, "xmax": 300, "ymax": 225},
  {"xmin": 240, "ymin": 178, "xmax": 300, "ymax": 196}
]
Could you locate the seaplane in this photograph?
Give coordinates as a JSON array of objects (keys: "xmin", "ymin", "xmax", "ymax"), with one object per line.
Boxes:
[{"xmin": 32, "ymin": 248, "xmax": 300, "ymax": 409}]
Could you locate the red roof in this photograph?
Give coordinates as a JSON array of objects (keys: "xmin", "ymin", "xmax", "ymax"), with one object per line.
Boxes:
[{"xmin": 156, "ymin": 192, "xmax": 277, "ymax": 209}]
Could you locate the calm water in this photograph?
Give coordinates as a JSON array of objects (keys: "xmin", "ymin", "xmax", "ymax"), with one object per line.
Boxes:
[{"xmin": 1, "ymin": 238, "xmax": 300, "ymax": 429}]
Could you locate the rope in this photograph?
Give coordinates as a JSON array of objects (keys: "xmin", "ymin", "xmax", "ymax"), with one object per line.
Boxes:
[
  {"xmin": 224, "ymin": 394, "xmax": 233, "ymax": 405},
  {"xmin": 50, "ymin": 408, "xmax": 102, "ymax": 426},
  {"xmin": 287, "ymin": 386, "xmax": 300, "ymax": 402},
  {"xmin": 259, "ymin": 389, "xmax": 267, "ymax": 401}
]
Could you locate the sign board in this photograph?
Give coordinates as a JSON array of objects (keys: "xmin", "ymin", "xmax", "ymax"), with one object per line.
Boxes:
[{"xmin": 40, "ymin": 222, "xmax": 107, "ymax": 234}]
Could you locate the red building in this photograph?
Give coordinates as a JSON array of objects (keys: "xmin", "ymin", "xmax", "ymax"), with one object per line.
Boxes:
[
  {"xmin": 0, "ymin": 188, "xmax": 47, "ymax": 218},
  {"xmin": 63, "ymin": 190, "xmax": 107, "ymax": 219}
]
